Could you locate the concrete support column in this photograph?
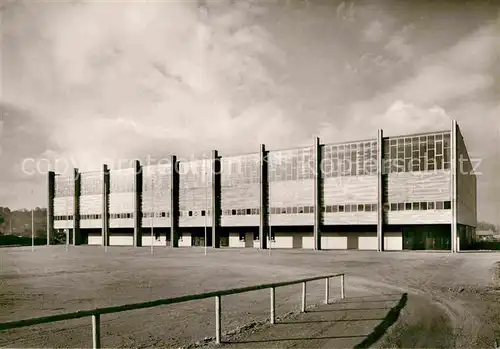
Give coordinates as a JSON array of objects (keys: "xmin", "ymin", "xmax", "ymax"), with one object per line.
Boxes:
[
  {"xmin": 313, "ymin": 137, "xmax": 322, "ymax": 250},
  {"xmin": 170, "ymin": 155, "xmax": 180, "ymax": 247},
  {"xmin": 451, "ymin": 119, "xmax": 458, "ymax": 253},
  {"xmin": 133, "ymin": 160, "xmax": 142, "ymax": 247},
  {"xmin": 73, "ymin": 168, "xmax": 81, "ymax": 245},
  {"xmin": 102, "ymin": 164, "xmax": 110, "ymax": 247},
  {"xmin": 259, "ymin": 144, "xmax": 268, "ymax": 249},
  {"xmin": 212, "ymin": 150, "xmax": 221, "ymax": 248},
  {"xmin": 47, "ymin": 171, "xmax": 55, "ymax": 245},
  {"xmin": 377, "ymin": 129, "xmax": 385, "ymax": 252}
]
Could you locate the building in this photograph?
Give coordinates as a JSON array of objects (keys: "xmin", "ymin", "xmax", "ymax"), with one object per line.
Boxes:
[
  {"xmin": 47, "ymin": 120, "xmax": 476, "ymax": 252},
  {"xmin": 475, "ymin": 230, "xmax": 497, "ymax": 241}
]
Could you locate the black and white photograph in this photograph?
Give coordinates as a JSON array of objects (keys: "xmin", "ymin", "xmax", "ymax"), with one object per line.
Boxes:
[{"xmin": 0, "ymin": 0, "xmax": 499, "ymax": 348}]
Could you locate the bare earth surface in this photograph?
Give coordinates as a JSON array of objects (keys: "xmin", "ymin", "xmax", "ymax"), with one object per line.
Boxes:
[{"xmin": 0, "ymin": 246, "xmax": 499, "ymax": 348}]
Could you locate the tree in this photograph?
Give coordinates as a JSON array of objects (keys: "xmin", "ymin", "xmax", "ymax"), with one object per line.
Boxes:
[{"xmin": 0, "ymin": 216, "xmax": 4, "ymax": 225}]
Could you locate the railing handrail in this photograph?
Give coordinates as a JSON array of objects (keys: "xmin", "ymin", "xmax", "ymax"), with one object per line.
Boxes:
[{"xmin": 0, "ymin": 273, "xmax": 344, "ymax": 331}]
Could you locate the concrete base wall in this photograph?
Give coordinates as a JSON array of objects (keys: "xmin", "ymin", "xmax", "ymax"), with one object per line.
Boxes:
[
  {"xmin": 384, "ymin": 232, "xmax": 403, "ymax": 251},
  {"xmin": 141, "ymin": 233, "xmax": 169, "ymax": 246},
  {"xmin": 109, "ymin": 233, "xmax": 134, "ymax": 246},
  {"xmin": 359, "ymin": 236, "xmax": 378, "ymax": 250},
  {"xmin": 179, "ymin": 233, "xmax": 192, "ymax": 247},
  {"xmin": 229, "ymin": 232, "xmax": 245, "ymax": 248},
  {"xmin": 88, "ymin": 233, "xmax": 101, "ymax": 245}
]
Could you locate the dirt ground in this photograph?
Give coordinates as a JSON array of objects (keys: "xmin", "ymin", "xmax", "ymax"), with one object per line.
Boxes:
[{"xmin": 0, "ymin": 246, "xmax": 499, "ymax": 348}]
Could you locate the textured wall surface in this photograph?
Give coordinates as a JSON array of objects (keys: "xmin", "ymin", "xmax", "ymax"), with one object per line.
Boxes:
[
  {"xmin": 387, "ymin": 210, "xmax": 452, "ymax": 225},
  {"xmin": 384, "ymin": 232, "xmax": 403, "ymax": 251},
  {"xmin": 109, "ymin": 232, "xmax": 134, "ymax": 246},
  {"xmin": 386, "ymin": 170, "xmax": 451, "ymax": 203},
  {"xmin": 109, "ymin": 168, "xmax": 135, "ymax": 228},
  {"xmin": 324, "ymin": 212, "xmax": 377, "ymax": 225},
  {"xmin": 80, "ymin": 172, "xmax": 103, "ymax": 229},
  {"xmin": 179, "ymin": 160, "xmax": 213, "ymax": 227},
  {"xmin": 88, "ymin": 233, "xmax": 101, "ymax": 245},
  {"xmin": 142, "ymin": 164, "xmax": 172, "ymax": 227},
  {"xmin": 456, "ymin": 127, "xmax": 477, "ymax": 227}
]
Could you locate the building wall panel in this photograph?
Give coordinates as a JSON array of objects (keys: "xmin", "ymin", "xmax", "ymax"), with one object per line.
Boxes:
[
  {"xmin": 88, "ymin": 232, "xmax": 101, "ymax": 245},
  {"xmin": 109, "ymin": 169, "xmax": 135, "ymax": 229},
  {"xmin": 386, "ymin": 170, "xmax": 451, "ymax": 203},
  {"xmin": 81, "ymin": 219, "xmax": 102, "ymax": 229},
  {"xmin": 384, "ymin": 232, "xmax": 402, "ymax": 251},
  {"xmin": 387, "ymin": 210, "xmax": 452, "ymax": 224},
  {"xmin": 54, "ymin": 197, "xmax": 74, "ymax": 216},
  {"xmin": 221, "ymin": 216, "xmax": 259, "ymax": 227},
  {"xmin": 229, "ymin": 233, "xmax": 246, "ymax": 248},
  {"xmin": 270, "ymin": 214, "xmax": 314, "ymax": 226},
  {"xmin": 323, "ymin": 176, "xmax": 378, "ymax": 204},
  {"xmin": 269, "ymin": 233, "xmax": 294, "ymax": 249},
  {"xmin": 179, "ymin": 159, "xmax": 213, "ymax": 227},
  {"xmin": 80, "ymin": 195, "xmax": 102, "ymax": 214},
  {"xmin": 54, "ymin": 197, "xmax": 74, "ymax": 229},
  {"xmin": 323, "ymin": 212, "xmax": 377, "ymax": 225},
  {"xmin": 321, "ymin": 234, "xmax": 348, "ymax": 249},
  {"xmin": 269, "ymin": 180, "xmax": 314, "ymax": 207},
  {"xmin": 180, "ymin": 215, "xmax": 213, "ymax": 228},
  {"xmin": 142, "ymin": 164, "xmax": 172, "ymax": 227},
  {"xmin": 359, "ymin": 235, "xmax": 378, "ymax": 250},
  {"xmin": 302, "ymin": 235, "xmax": 314, "ymax": 249},
  {"xmin": 221, "ymin": 154, "xmax": 260, "ymax": 218},
  {"xmin": 456, "ymin": 126, "xmax": 477, "ymax": 227},
  {"xmin": 80, "ymin": 172, "xmax": 102, "ymax": 230},
  {"xmin": 109, "ymin": 218, "xmax": 134, "ymax": 229},
  {"xmin": 141, "ymin": 233, "xmax": 168, "ymax": 246},
  {"xmin": 109, "ymin": 233, "xmax": 133, "ymax": 246},
  {"xmin": 109, "ymin": 193, "xmax": 135, "ymax": 213},
  {"xmin": 179, "ymin": 233, "xmax": 192, "ymax": 247}
]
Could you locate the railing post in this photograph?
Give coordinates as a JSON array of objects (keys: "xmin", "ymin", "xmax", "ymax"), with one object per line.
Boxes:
[
  {"xmin": 215, "ymin": 295, "xmax": 221, "ymax": 344},
  {"xmin": 301, "ymin": 282, "xmax": 306, "ymax": 312},
  {"xmin": 92, "ymin": 314, "xmax": 101, "ymax": 349},
  {"xmin": 340, "ymin": 274, "xmax": 345, "ymax": 299},
  {"xmin": 325, "ymin": 277, "xmax": 329, "ymax": 304},
  {"xmin": 270, "ymin": 287, "xmax": 275, "ymax": 324}
]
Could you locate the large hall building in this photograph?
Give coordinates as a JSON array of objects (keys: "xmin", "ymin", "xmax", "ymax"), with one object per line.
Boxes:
[{"xmin": 47, "ymin": 120, "xmax": 477, "ymax": 252}]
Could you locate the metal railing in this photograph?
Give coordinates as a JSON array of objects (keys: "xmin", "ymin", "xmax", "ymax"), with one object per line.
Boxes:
[{"xmin": 0, "ymin": 273, "xmax": 345, "ymax": 348}]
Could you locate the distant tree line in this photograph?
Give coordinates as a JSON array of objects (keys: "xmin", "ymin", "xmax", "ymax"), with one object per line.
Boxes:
[
  {"xmin": 476, "ymin": 221, "xmax": 498, "ymax": 233},
  {"xmin": 0, "ymin": 207, "xmax": 47, "ymax": 238}
]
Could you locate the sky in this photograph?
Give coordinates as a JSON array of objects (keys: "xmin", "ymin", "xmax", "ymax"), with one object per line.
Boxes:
[{"xmin": 0, "ymin": 0, "xmax": 499, "ymax": 223}]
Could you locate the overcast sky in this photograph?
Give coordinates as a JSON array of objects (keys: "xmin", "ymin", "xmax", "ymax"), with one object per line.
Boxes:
[{"xmin": 0, "ymin": 0, "xmax": 499, "ymax": 223}]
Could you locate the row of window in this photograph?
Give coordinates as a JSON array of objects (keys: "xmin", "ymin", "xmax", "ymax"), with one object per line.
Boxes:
[
  {"xmin": 54, "ymin": 139, "xmax": 454, "ymax": 197},
  {"xmin": 322, "ymin": 141, "xmax": 378, "ymax": 177},
  {"xmin": 386, "ymin": 201, "xmax": 451, "ymax": 211},
  {"xmin": 221, "ymin": 156, "xmax": 261, "ymax": 186},
  {"xmin": 268, "ymin": 148, "xmax": 315, "ymax": 182},
  {"xmin": 54, "ymin": 200, "xmax": 452, "ymax": 222},
  {"xmin": 383, "ymin": 132, "xmax": 451, "ymax": 173}
]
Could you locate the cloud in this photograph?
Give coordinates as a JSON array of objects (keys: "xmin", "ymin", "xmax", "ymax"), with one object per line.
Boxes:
[
  {"xmin": 363, "ymin": 20, "xmax": 384, "ymax": 43},
  {"xmin": 3, "ymin": 0, "xmax": 302, "ymax": 175}
]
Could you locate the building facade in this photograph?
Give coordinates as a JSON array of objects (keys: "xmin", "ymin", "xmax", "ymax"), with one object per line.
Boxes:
[{"xmin": 47, "ymin": 120, "xmax": 477, "ymax": 252}]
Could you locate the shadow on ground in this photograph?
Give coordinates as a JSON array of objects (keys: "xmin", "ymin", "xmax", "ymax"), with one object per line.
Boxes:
[{"xmin": 221, "ymin": 293, "xmax": 409, "ymax": 348}]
